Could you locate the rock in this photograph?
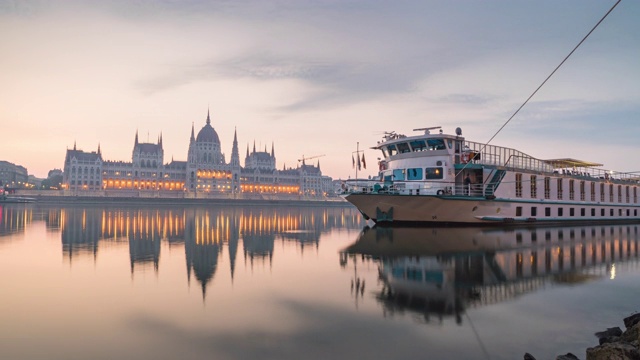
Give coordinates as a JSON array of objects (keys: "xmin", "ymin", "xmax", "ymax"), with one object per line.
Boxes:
[
  {"xmin": 596, "ymin": 327, "xmax": 624, "ymax": 339},
  {"xmin": 524, "ymin": 353, "xmax": 537, "ymax": 360},
  {"xmin": 599, "ymin": 336, "xmax": 621, "ymax": 345},
  {"xmin": 586, "ymin": 342, "xmax": 640, "ymax": 360},
  {"xmin": 625, "ymin": 314, "xmax": 640, "ymax": 330},
  {"xmin": 556, "ymin": 353, "xmax": 580, "ymax": 360},
  {"xmin": 621, "ymin": 323, "xmax": 640, "ymax": 344}
]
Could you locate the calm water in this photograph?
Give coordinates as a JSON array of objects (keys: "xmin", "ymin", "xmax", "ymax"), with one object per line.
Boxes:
[{"xmin": 1, "ymin": 204, "xmax": 639, "ymax": 360}]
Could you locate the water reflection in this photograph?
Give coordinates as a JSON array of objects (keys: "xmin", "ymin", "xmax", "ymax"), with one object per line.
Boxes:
[
  {"xmin": 0, "ymin": 204, "xmax": 365, "ymax": 296},
  {"xmin": 342, "ymin": 225, "xmax": 640, "ymax": 324}
]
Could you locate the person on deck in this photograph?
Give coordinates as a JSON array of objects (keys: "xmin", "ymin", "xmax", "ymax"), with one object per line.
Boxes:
[{"xmin": 464, "ymin": 174, "xmax": 472, "ymax": 195}]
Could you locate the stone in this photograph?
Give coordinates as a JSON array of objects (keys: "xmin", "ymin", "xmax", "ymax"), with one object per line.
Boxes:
[
  {"xmin": 624, "ymin": 314, "xmax": 640, "ymax": 330},
  {"xmin": 621, "ymin": 323, "xmax": 640, "ymax": 344},
  {"xmin": 556, "ymin": 353, "xmax": 580, "ymax": 360},
  {"xmin": 599, "ymin": 336, "xmax": 620, "ymax": 345},
  {"xmin": 595, "ymin": 327, "xmax": 623, "ymax": 339},
  {"xmin": 586, "ymin": 342, "xmax": 640, "ymax": 360}
]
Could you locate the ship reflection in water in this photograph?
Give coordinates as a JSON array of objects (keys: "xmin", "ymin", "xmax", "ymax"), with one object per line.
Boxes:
[{"xmin": 342, "ymin": 225, "xmax": 640, "ymax": 324}]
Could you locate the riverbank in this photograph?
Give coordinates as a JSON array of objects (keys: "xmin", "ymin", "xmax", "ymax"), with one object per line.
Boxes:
[
  {"xmin": 11, "ymin": 190, "xmax": 351, "ymax": 207},
  {"xmin": 526, "ymin": 313, "xmax": 640, "ymax": 360}
]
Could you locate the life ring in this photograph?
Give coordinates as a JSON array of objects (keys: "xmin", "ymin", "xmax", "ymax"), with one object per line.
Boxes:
[
  {"xmin": 437, "ymin": 189, "xmax": 444, "ymax": 195},
  {"xmin": 461, "ymin": 153, "xmax": 470, "ymax": 163}
]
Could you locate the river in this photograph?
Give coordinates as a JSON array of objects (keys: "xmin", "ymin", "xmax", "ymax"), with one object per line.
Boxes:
[{"xmin": 1, "ymin": 203, "xmax": 639, "ymax": 360}]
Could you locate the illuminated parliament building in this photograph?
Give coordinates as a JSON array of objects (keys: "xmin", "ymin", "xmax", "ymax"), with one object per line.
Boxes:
[{"xmin": 63, "ymin": 111, "xmax": 331, "ymax": 197}]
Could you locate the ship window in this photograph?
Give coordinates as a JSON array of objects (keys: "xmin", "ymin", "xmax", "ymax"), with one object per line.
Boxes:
[
  {"xmin": 515, "ymin": 173, "xmax": 523, "ymax": 198},
  {"xmin": 397, "ymin": 143, "xmax": 411, "ymax": 154},
  {"xmin": 409, "ymin": 140, "xmax": 427, "ymax": 151},
  {"xmin": 569, "ymin": 180, "xmax": 575, "ymax": 200},
  {"xmin": 581, "ymin": 208, "xmax": 585, "ymax": 216},
  {"xmin": 558, "ymin": 208, "xmax": 563, "ymax": 216},
  {"xmin": 591, "ymin": 208, "xmax": 595, "ymax": 216},
  {"xmin": 426, "ymin": 139, "xmax": 446, "ymax": 150},
  {"xmin": 425, "ymin": 167, "xmax": 443, "ymax": 179},
  {"xmin": 570, "ymin": 208, "xmax": 575, "ymax": 217},
  {"xmin": 544, "ymin": 177, "xmax": 550, "ymax": 199},
  {"xmin": 516, "ymin": 206, "xmax": 522, "ymax": 216},
  {"xmin": 601, "ymin": 209, "xmax": 605, "ymax": 216},
  {"xmin": 392, "ymin": 169, "xmax": 405, "ymax": 181},
  {"xmin": 545, "ymin": 207, "xmax": 551, "ymax": 216},
  {"xmin": 407, "ymin": 168, "xmax": 423, "ymax": 180},
  {"xmin": 386, "ymin": 145, "xmax": 398, "ymax": 156},
  {"xmin": 531, "ymin": 207, "xmax": 537, "ymax": 216}
]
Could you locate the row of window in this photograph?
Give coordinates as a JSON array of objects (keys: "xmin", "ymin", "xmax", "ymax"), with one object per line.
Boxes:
[
  {"xmin": 515, "ymin": 206, "xmax": 638, "ymax": 218},
  {"xmin": 384, "ymin": 167, "xmax": 444, "ymax": 182},
  {"xmin": 384, "ymin": 138, "xmax": 450, "ymax": 156},
  {"xmin": 515, "ymin": 174, "xmax": 638, "ymax": 204},
  {"xmin": 515, "ymin": 226, "xmax": 638, "ymax": 243}
]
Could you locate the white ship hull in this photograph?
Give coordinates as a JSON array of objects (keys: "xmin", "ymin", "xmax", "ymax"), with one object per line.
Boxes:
[{"xmin": 347, "ymin": 190, "xmax": 640, "ymax": 225}]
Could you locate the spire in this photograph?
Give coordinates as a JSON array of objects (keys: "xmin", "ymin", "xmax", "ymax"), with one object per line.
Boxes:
[
  {"xmin": 135, "ymin": 130, "xmax": 139, "ymax": 145},
  {"xmin": 190, "ymin": 122, "xmax": 195, "ymax": 142},
  {"xmin": 317, "ymin": 160, "xmax": 320, "ymax": 170},
  {"xmin": 231, "ymin": 127, "xmax": 240, "ymax": 167},
  {"xmin": 271, "ymin": 142, "xmax": 275, "ymax": 157},
  {"xmin": 97, "ymin": 143, "xmax": 101, "ymax": 155},
  {"xmin": 73, "ymin": 141, "xmax": 76, "ymax": 151},
  {"xmin": 253, "ymin": 141, "xmax": 256, "ymax": 153},
  {"xmin": 246, "ymin": 144, "xmax": 249, "ymax": 158},
  {"xmin": 264, "ymin": 144, "xmax": 267, "ymax": 152},
  {"xmin": 206, "ymin": 108, "xmax": 211, "ymax": 125}
]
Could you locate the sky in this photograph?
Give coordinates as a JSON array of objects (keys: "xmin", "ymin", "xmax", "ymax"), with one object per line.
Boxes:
[{"xmin": 0, "ymin": 0, "xmax": 638, "ymax": 179}]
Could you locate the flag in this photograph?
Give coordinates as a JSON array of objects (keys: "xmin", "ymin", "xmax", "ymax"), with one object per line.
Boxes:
[
  {"xmin": 352, "ymin": 154, "xmax": 355, "ymax": 169},
  {"xmin": 362, "ymin": 154, "xmax": 366, "ymax": 169},
  {"xmin": 357, "ymin": 153, "xmax": 361, "ymax": 170}
]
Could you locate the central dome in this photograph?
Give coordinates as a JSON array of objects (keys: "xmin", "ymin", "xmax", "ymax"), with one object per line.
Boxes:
[{"xmin": 196, "ymin": 112, "xmax": 220, "ymax": 144}]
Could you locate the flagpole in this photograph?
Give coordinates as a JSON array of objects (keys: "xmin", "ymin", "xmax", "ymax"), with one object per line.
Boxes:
[{"xmin": 355, "ymin": 142, "xmax": 359, "ymax": 182}]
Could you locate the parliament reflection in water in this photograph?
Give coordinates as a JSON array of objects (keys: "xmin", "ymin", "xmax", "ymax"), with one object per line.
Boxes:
[
  {"xmin": 0, "ymin": 204, "xmax": 366, "ymax": 297},
  {"xmin": 342, "ymin": 225, "xmax": 640, "ymax": 324}
]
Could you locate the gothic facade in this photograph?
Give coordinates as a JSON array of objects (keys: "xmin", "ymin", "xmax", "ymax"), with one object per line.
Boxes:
[{"xmin": 62, "ymin": 111, "xmax": 332, "ymax": 196}]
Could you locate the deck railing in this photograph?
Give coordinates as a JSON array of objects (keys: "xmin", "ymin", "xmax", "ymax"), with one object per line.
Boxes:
[{"xmin": 465, "ymin": 140, "xmax": 639, "ymax": 183}]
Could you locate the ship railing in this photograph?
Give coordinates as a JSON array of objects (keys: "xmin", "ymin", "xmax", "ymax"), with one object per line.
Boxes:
[
  {"xmin": 465, "ymin": 140, "xmax": 640, "ymax": 183},
  {"xmin": 464, "ymin": 141, "xmax": 555, "ymax": 173},
  {"xmin": 345, "ymin": 180, "xmax": 494, "ymax": 197}
]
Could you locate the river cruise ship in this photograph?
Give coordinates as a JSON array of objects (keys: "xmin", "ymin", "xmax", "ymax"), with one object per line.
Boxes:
[{"xmin": 346, "ymin": 126, "xmax": 640, "ymax": 225}]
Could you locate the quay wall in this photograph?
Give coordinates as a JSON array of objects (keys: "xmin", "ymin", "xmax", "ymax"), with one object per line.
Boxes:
[{"xmin": 13, "ymin": 190, "xmax": 351, "ymax": 207}]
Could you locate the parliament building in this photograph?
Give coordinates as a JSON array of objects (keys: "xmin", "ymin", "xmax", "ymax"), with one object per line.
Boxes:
[{"xmin": 62, "ymin": 111, "xmax": 332, "ymax": 197}]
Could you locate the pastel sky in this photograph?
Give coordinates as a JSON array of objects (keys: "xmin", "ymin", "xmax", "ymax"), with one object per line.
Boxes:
[{"xmin": 1, "ymin": 0, "xmax": 638, "ymax": 179}]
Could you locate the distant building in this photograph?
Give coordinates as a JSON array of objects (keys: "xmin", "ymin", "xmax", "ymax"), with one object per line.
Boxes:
[
  {"xmin": 0, "ymin": 160, "xmax": 29, "ymax": 189},
  {"xmin": 63, "ymin": 143, "xmax": 103, "ymax": 191},
  {"xmin": 62, "ymin": 111, "xmax": 330, "ymax": 196}
]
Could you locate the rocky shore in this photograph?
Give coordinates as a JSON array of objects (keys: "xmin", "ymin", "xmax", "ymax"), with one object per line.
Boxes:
[{"xmin": 525, "ymin": 312, "xmax": 640, "ymax": 360}]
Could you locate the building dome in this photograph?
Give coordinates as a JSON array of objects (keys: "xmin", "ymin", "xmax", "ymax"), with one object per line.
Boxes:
[{"xmin": 196, "ymin": 112, "xmax": 220, "ymax": 144}]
